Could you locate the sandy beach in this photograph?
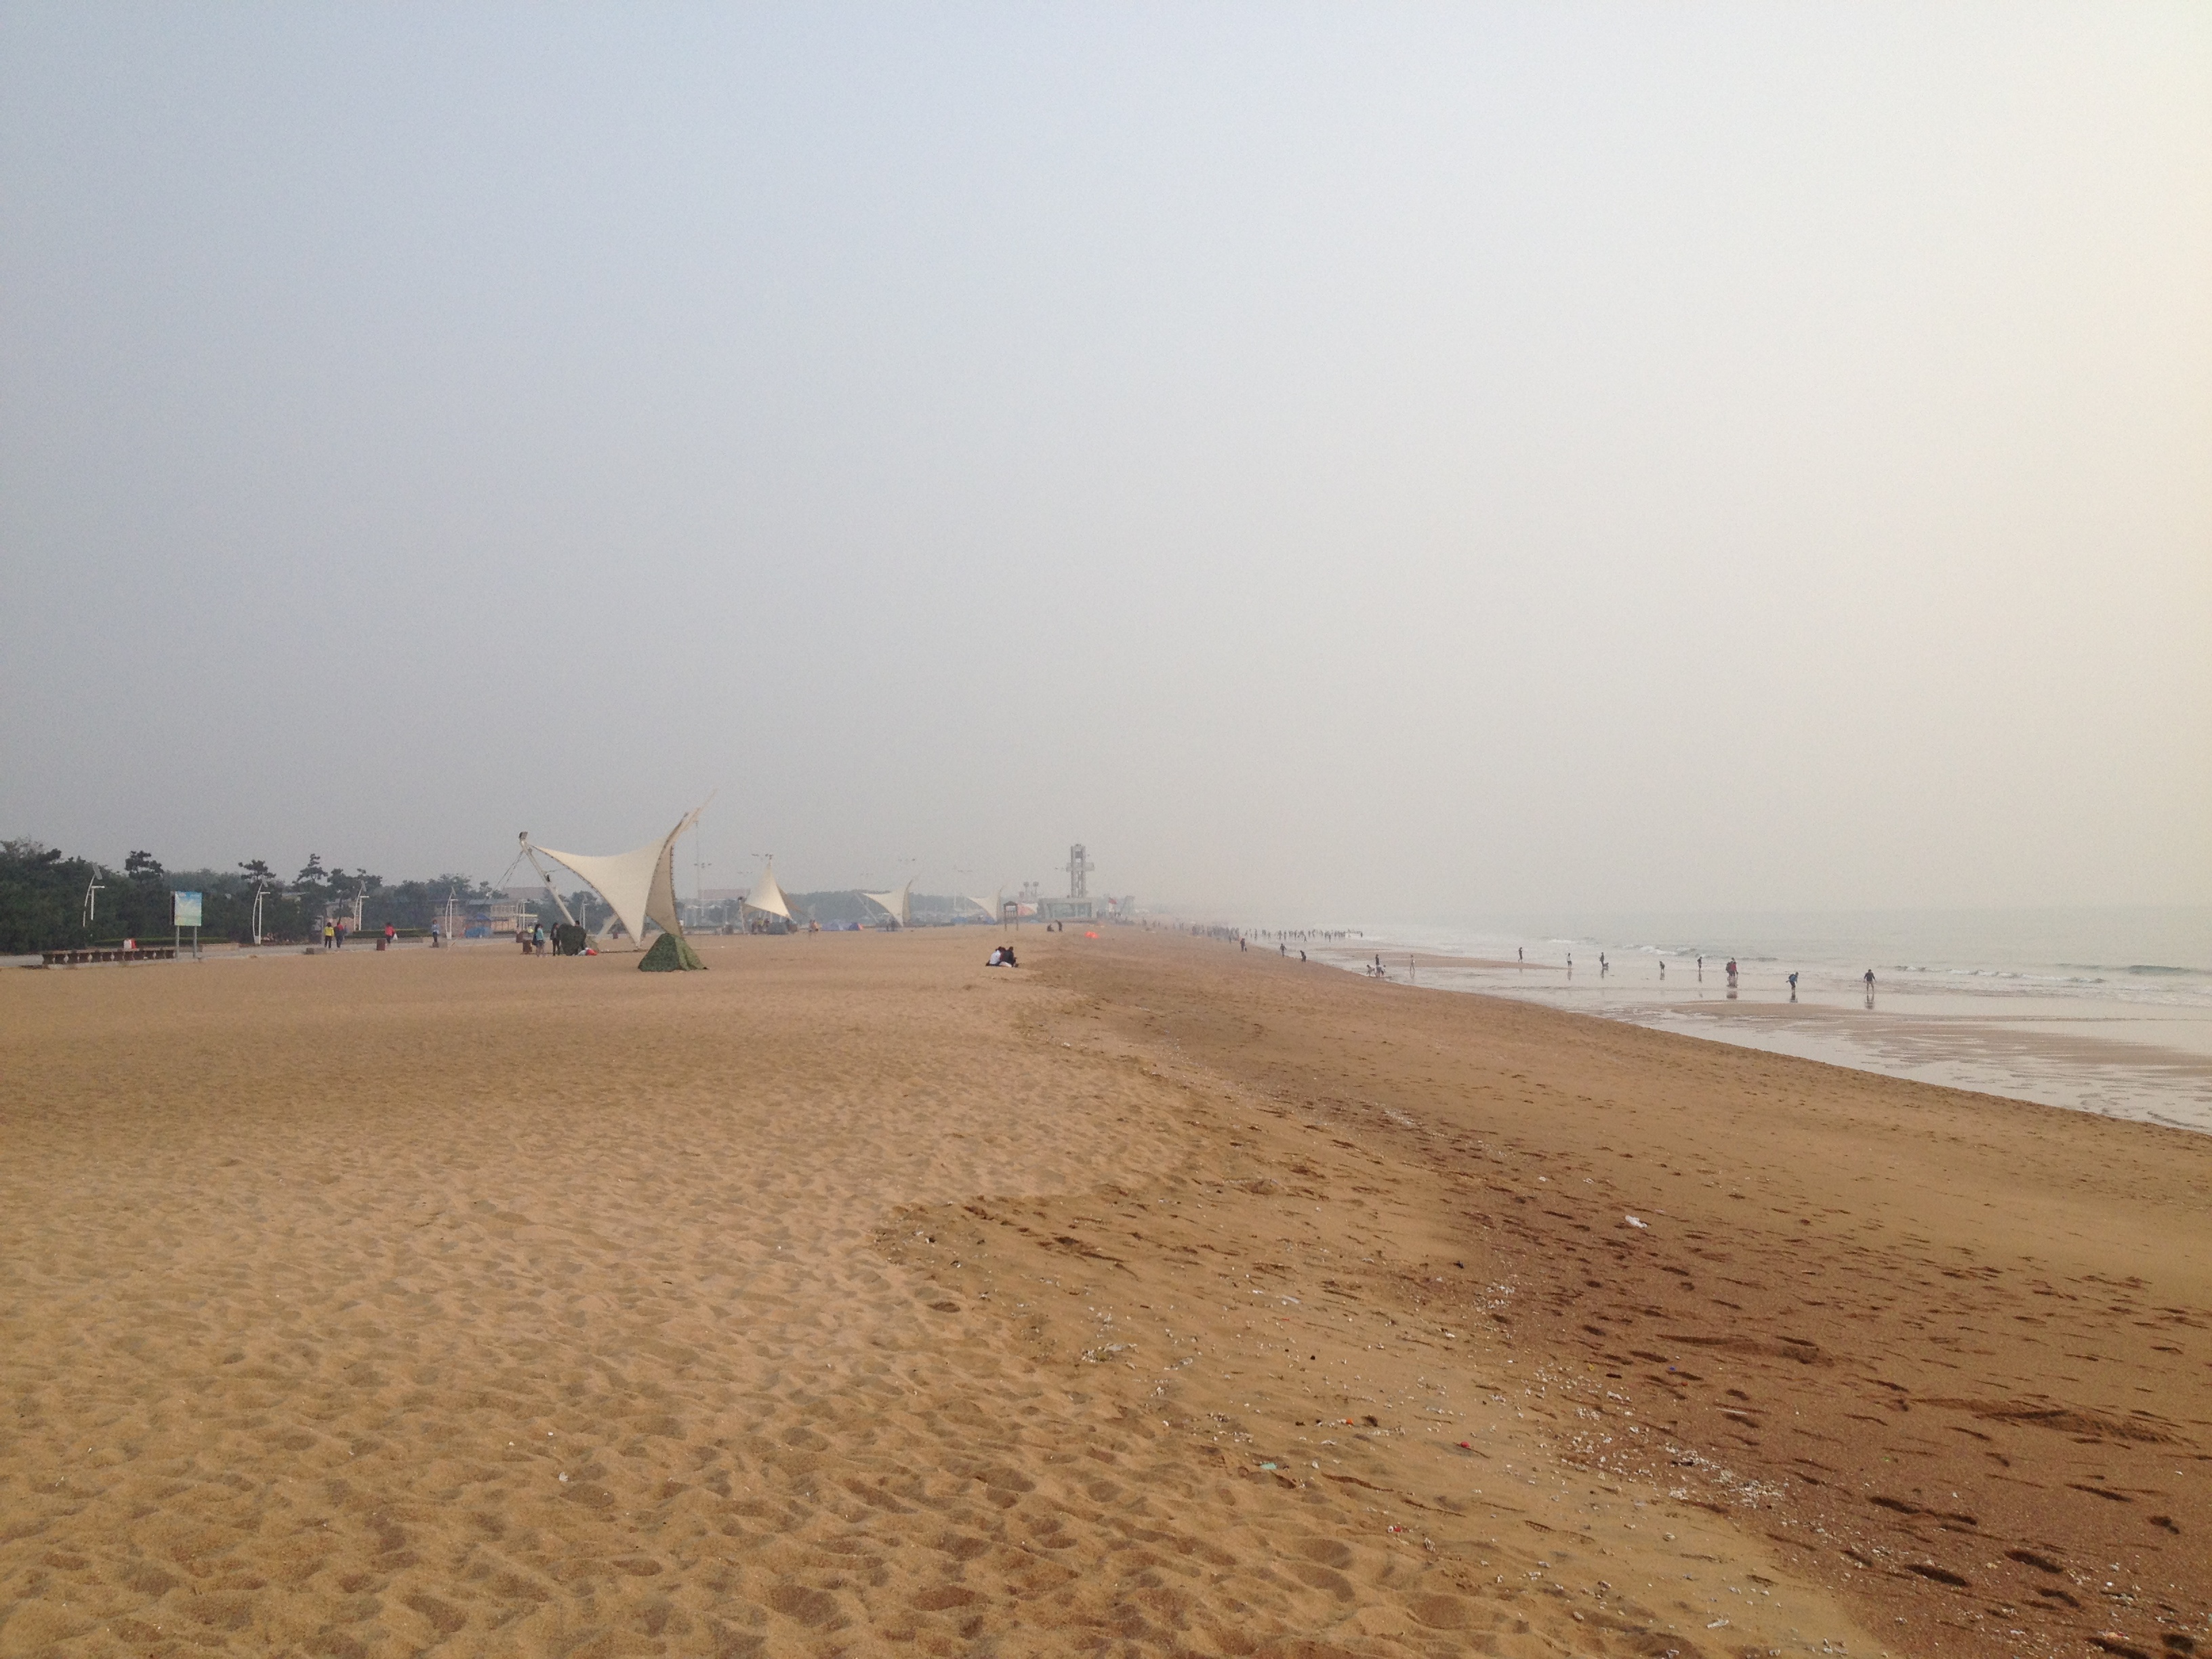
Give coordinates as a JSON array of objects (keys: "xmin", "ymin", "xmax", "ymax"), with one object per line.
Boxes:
[{"xmin": 3, "ymin": 930, "xmax": 2207, "ymax": 1658}]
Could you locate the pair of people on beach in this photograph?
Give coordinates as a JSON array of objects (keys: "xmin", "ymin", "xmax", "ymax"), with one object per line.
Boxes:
[{"xmin": 985, "ymin": 945, "xmax": 1019, "ymax": 968}]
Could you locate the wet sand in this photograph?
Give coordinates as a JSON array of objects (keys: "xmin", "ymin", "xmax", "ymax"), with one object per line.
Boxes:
[{"xmin": 2, "ymin": 930, "xmax": 2205, "ymax": 1657}]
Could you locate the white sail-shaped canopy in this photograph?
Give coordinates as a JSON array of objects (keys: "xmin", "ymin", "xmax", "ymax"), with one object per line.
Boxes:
[
  {"xmin": 861, "ymin": 880, "xmax": 912, "ymax": 927},
  {"xmin": 534, "ymin": 804, "xmax": 703, "ymax": 949},
  {"xmin": 962, "ymin": 893, "xmax": 1000, "ymax": 920},
  {"xmin": 744, "ymin": 858, "xmax": 793, "ymax": 921}
]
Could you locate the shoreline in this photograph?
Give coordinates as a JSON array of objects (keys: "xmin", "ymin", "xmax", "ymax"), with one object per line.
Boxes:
[{"xmin": 1311, "ymin": 937, "xmax": 2212, "ymax": 1133}]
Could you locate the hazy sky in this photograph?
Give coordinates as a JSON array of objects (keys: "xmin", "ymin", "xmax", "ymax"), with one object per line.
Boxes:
[{"xmin": 4, "ymin": 3, "xmax": 2207, "ymax": 919}]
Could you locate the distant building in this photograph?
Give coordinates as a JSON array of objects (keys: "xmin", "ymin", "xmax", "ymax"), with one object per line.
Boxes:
[
  {"xmin": 487, "ymin": 897, "xmax": 536, "ymax": 937},
  {"xmin": 1039, "ymin": 844, "xmax": 1103, "ymax": 922}
]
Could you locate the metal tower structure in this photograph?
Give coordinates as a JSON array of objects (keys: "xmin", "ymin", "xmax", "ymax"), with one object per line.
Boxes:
[{"xmin": 1065, "ymin": 843, "xmax": 1093, "ymax": 899}]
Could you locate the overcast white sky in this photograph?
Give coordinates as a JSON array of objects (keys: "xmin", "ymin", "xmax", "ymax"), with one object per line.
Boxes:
[{"xmin": 3, "ymin": 3, "xmax": 2207, "ymax": 918}]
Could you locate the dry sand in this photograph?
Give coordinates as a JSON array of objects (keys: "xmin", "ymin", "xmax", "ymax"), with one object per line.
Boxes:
[{"xmin": 2, "ymin": 929, "xmax": 2205, "ymax": 1658}]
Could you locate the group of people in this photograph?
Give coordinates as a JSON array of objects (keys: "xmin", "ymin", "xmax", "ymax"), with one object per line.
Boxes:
[
  {"xmin": 514, "ymin": 922, "xmax": 587, "ymax": 955},
  {"xmin": 985, "ymin": 944, "xmax": 1020, "ymax": 968},
  {"xmin": 321, "ymin": 919, "xmax": 402, "ymax": 950}
]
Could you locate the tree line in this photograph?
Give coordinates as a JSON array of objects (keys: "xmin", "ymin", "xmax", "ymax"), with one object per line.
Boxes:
[{"xmin": 0, "ymin": 839, "xmax": 499, "ymax": 954}]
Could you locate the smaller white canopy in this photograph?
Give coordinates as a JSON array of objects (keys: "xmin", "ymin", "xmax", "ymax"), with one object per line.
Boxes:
[
  {"xmin": 744, "ymin": 858, "xmax": 793, "ymax": 921},
  {"xmin": 861, "ymin": 880, "xmax": 912, "ymax": 927},
  {"xmin": 962, "ymin": 894, "xmax": 1000, "ymax": 920}
]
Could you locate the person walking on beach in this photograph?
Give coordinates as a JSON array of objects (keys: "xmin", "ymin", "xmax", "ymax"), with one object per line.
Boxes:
[
  {"xmin": 384, "ymin": 922, "xmax": 396, "ymax": 949},
  {"xmin": 1517, "ymin": 947, "xmax": 1523, "ymax": 963},
  {"xmin": 1864, "ymin": 969, "xmax": 1876, "ymax": 991},
  {"xmin": 532, "ymin": 922, "xmax": 546, "ymax": 955},
  {"xmin": 323, "ymin": 920, "xmax": 335, "ymax": 950},
  {"xmin": 1726, "ymin": 958, "xmax": 1738, "ymax": 987},
  {"xmin": 1788, "ymin": 970, "xmax": 1799, "ymax": 999},
  {"xmin": 1659, "ymin": 960, "xmax": 1665, "ymax": 979},
  {"xmin": 1599, "ymin": 953, "xmax": 1608, "ymax": 976}
]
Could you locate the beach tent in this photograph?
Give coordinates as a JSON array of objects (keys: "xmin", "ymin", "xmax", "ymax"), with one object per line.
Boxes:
[
  {"xmin": 533, "ymin": 804, "xmax": 704, "ymax": 952},
  {"xmin": 861, "ymin": 880, "xmax": 912, "ymax": 928},
  {"xmin": 744, "ymin": 857, "xmax": 794, "ymax": 923},
  {"xmin": 962, "ymin": 894, "xmax": 1000, "ymax": 922}
]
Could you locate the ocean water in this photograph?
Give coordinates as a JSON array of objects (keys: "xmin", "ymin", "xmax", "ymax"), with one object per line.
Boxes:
[{"xmin": 1298, "ymin": 907, "xmax": 2212, "ymax": 1134}]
